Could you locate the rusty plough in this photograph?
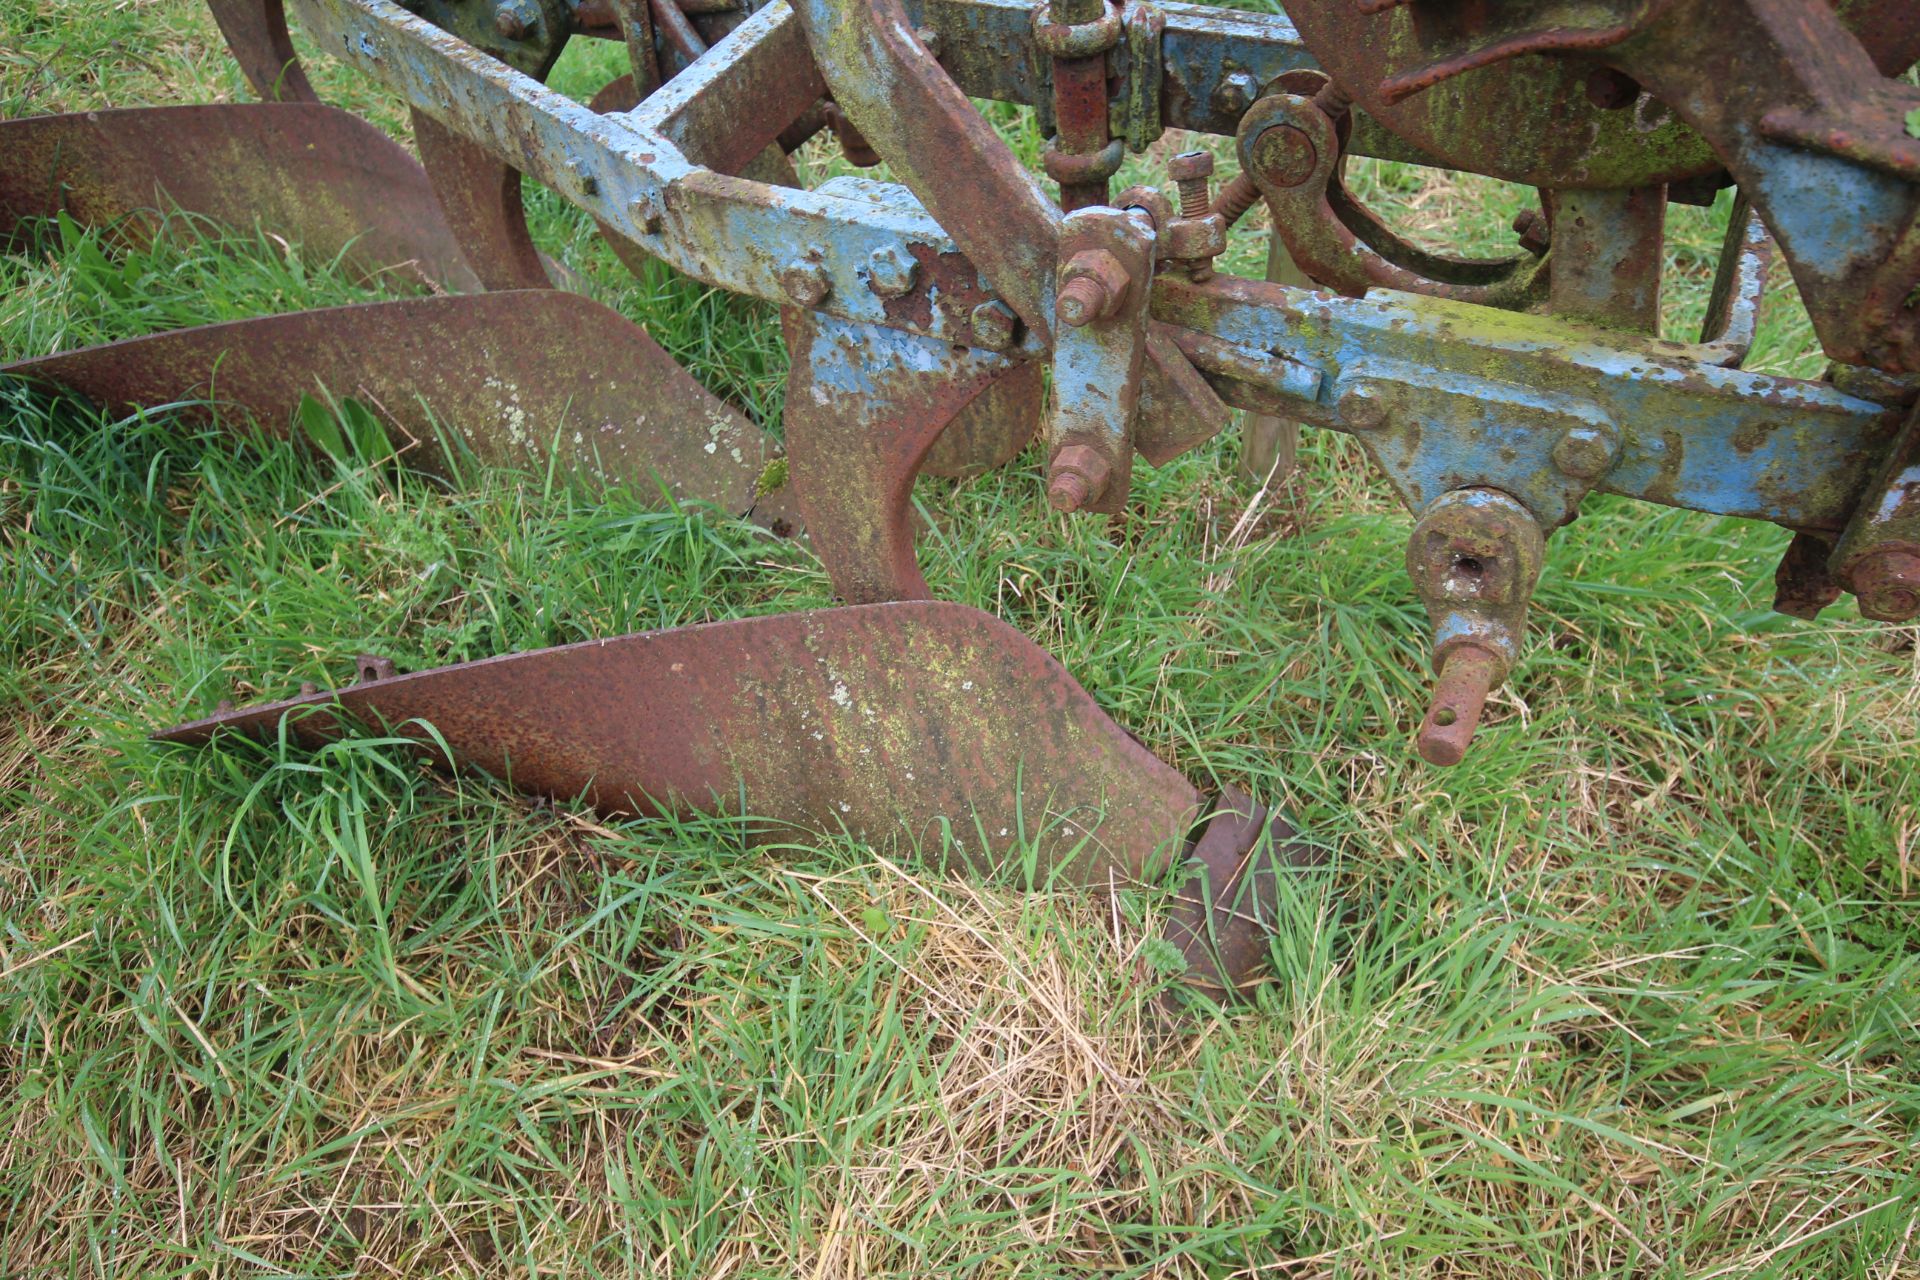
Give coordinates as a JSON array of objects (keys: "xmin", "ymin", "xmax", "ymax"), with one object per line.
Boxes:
[{"xmin": 6, "ymin": 0, "xmax": 1919, "ymax": 995}]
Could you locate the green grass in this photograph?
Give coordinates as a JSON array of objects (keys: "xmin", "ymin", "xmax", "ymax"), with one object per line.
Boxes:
[{"xmin": 3, "ymin": 1, "xmax": 1919, "ymax": 1275}]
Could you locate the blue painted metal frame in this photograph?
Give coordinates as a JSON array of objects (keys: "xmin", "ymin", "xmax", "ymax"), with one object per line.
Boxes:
[{"xmin": 283, "ymin": 0, "xmax": 1903, "ymax": 536}]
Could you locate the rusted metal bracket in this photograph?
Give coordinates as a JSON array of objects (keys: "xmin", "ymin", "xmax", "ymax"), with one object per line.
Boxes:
[
  {"xmin": 156, "ymin": 601, "xmax": 1318, "ymax": 996},
  {"xmin": 1045, "ymin": 206, "xmax": 1155, "ymax": 515},
  {"xmin": 1546, "ymin": 185, "xmax": 1667, "ymax": 334},
  {"xmin": 1234, "ymin": 92, "xmax": 1549, "ymax": 308},
  {"xmin": 1332, "ymin": 359, "xmax": 1620, "ymax": 530},
  {"xmin": 811, "ymin": 174, "xmax": 1042, "ymax": 481}
]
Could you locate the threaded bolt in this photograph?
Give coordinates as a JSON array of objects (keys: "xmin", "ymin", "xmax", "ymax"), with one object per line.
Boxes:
[
  {"xmin": 1057, "ymin": 275, "xmax": 1109, "ymax": 328},
  {"xmin": 1047, "ymin": 444, "xmax": 1111, "ymax": 513},
  {"xmin": 1056, "ymin": 248, "xmax": 1129, "ymax": 328},
  {"xmin": 1169, "ymin": 150, "xmax": 1213, "ymax": 219},
  {"xmin": 1213, "ymin": 172, "xmax": 1262, "ymax": 228}
]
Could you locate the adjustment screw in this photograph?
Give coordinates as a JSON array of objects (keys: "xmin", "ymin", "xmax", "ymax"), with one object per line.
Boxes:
[
  {"xmin": 1551, "ymin": 424, "xmax": 1617, "ymax": 481},
  {"xmin": 1249, "ymin": 123, "xmax": 1317, "ymax": 189},
  {"xmin": 1337, "ymin": 382, "xmax": 1388, "ymax": 431},
  {"xmin": 494, "ymin": 0, "xmax": 537, "ymax": 38},
  {"xmin": 970, "ymin": 300, "xmax": 1018, "ymax": 351},
  {"xmin": 780, "ymin": 259, "xmax": 831, "ymax": 308},
  {"xmin": 1169, "ymin": 149, "xmax": 1214, "ymax": 218},
  {"xmin": 867, "ymin": 245, "xmax": 918, "ymax": 298}
]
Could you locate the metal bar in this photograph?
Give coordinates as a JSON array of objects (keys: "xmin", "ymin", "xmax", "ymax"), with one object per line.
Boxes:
[
  {"xmin": 624, "ymin": 0, "xmax": 823, "ymax": 174},
  {"xmin": 1151, "ymin": 273, "xmax": 1899, "ymax": 533},
  {"xmin": 285, "ymin": 0, "xmax": 1032, "ymax": 351}
]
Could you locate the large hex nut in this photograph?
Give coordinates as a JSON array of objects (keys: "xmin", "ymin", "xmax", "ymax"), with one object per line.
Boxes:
[
  {"xmin": 1165, "ymin": 212, "xmax": 1226, "ymax": 264},
  {"xmin": 1047, "ymin": 443, "xmax": 1113, "ymax": 512},
  {"xmin": 1056, "ymin": 248, "xmax": 1131, "ymax": 327},
  {"xmin": 1406, "ymin": 488, "xmax": 1545, "ymax": 610},
  {"xmin": 1850, "ymin": 546, "xmax": 1920, "ymax": 621},
  {"xmin": 866, "ymin": 244, "xmax": 919, "ymax": 298}
]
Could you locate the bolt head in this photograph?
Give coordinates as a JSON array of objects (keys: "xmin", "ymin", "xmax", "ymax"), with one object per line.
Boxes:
[
  {"xmin": 1551, "ymin": 424, "xmax": 1617, "ymax": 481},
  {"xmin": 567, "ymin": 157, "xmax": 598, "ymax": 197},
  {"xmin": 1214, "ymin": 70, "xmax": 1259, "ymax": 118},
  {"xmin": 1512, "ymin": 206, "xmax": 1551, "ymax": 255},
  {"xmin": 1047, "ymin": 444, "xmax": 1112, "ymax": 513},
  {"xmin": 969, "ymin": 300, "xmax": 1018, "ymax": 351},
  {"xmin": 779, "ymin": 260, "xmax": 831, "ymax": 308},
  {"xmin": 1168, "ymin": 149, "xmax": 1214, "ymax": 182},
  {"xmin": 494, "ymin": 1, "xmax": 535, "ymax": 38},
  {"xmin": 1852, "ymin": 547, "xmax": 1920, "ymax": 622},
  {"xmin": 1249, "ymin": 124, "xmax": 1317, "ymax": 189},
  {"xmin": 866, "ymin": 245, "xmax": 919, "ymax": 298},
  {"xmin": 1337, "ymin": 382, "xmax": 1389, "ymax": 431}
]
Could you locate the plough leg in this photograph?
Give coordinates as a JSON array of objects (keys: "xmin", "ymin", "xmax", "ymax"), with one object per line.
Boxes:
[
  {"xmin": 784, "ymin": 311, "xmax": 1022, "ymax": 602},
  {"xmin": 412, "ymin": 109, "xmax": 552, "ymax": 291}
]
